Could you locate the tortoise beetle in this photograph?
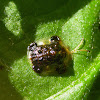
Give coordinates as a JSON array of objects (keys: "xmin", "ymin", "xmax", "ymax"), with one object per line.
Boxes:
[{"xmin": 27, "ymin": 36, "xmax": 71, "ymax": 74}]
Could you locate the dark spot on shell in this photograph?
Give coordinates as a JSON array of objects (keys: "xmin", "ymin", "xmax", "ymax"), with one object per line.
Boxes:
[
  {"xmin": 30, "ymin": 42, "xmax": 37, "ymax": 47},
  {"xmin": 28, "ymin": 42, "xmax": 37, "ymax": 51},
  {"xmin": 38, "ymin": 50, "xmax": 42, "ymax": 54}
]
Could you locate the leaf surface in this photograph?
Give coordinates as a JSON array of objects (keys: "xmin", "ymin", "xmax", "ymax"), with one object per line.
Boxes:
[{"xmin": 0, "ymin": 0, "xmax": 100, "ymax": 100}]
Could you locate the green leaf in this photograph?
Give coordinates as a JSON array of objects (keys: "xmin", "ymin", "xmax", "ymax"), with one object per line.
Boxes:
[
  {"xmin": 0, "ymin": 0, "xmax": 100, "ymax": 100},
  {"xmin": 46, "ymin": 55, "xmax": 100, "ymax": 100}
]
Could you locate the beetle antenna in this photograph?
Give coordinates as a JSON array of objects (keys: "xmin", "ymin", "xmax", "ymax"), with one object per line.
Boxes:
[{"xmin": 71, "ymin": 38, "xmax": 90, "ymax": 53}]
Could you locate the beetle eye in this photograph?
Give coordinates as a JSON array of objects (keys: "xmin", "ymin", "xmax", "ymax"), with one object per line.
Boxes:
[{"xmin": 50, "ymin": 36, "xmax": 60, "ymax": 43}]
